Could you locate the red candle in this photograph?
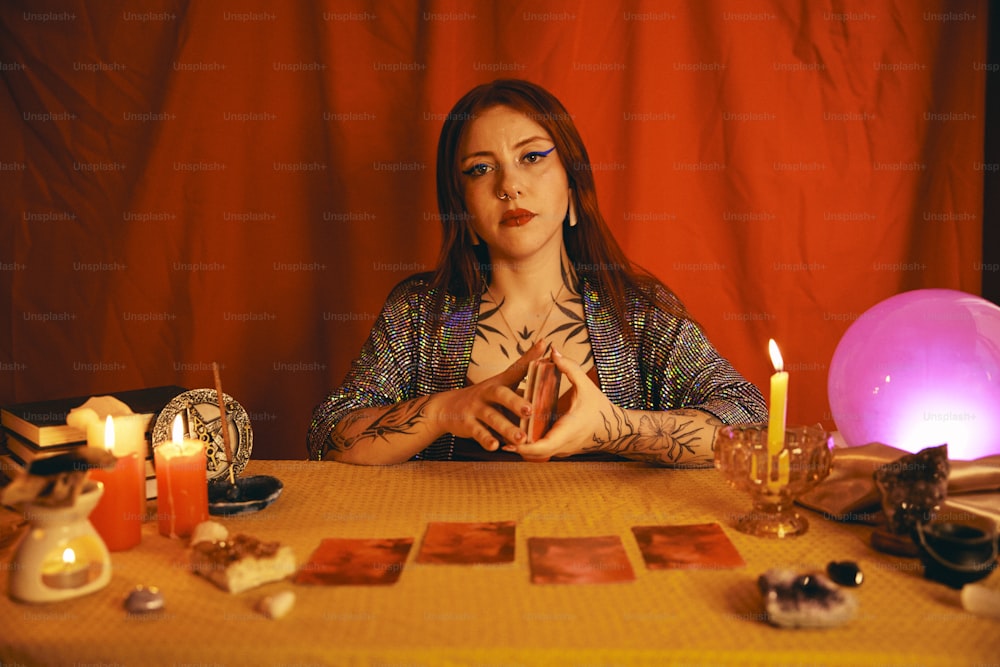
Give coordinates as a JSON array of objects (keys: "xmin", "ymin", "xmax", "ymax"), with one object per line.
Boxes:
[
  {"xmin": 155, "ymin": 415, "xmax": 208, "ymax": 538},
  {"xmin": 88, "ymin": 416, "xmax": 143, "ymax": 551}
]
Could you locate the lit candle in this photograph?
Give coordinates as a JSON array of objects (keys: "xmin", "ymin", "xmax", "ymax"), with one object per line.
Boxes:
[
  {"xmin": 86, "ymin": 413, "xmax": 148, "ymax": 510},
  {"xmin": 767, "ymin": 339, "xmax": 789, "ymax": 487},
  {"xmin": 88, "ymin": 416, "xmax": 143, "ymax": 550},
  {"xmin": 155, "ymin": 415, "xmax": 208, "ymax": 538},
  {"xmin": 41, "ymin": 547, "xmax": 90, "ymax": 589}
]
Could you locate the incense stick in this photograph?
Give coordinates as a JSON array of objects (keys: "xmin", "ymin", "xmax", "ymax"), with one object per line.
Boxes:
[{"xmin": 212, "ymin": 362, "xmax": 237, "ymax": 486}]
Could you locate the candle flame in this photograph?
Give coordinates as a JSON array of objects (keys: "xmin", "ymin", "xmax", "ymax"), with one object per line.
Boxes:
[
  {"xmin": 104, "ymin": 415, "xmax": 115, "ymax": 454},
  {"xmin": 768, "ymin": 338, "xmax": 784, "ymax": 372},
  {"xmin": 62, "ymin": 547, "xmax": 76, "ymax": 566},
  {"xmin": 172, "ymin": 414, "xmax": 184, "ymax": 446}
]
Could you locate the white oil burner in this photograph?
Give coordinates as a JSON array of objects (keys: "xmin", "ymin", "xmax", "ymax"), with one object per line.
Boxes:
[{"xmin": 9, "ymin": 481, "xmax": 112, "ymax": 603}]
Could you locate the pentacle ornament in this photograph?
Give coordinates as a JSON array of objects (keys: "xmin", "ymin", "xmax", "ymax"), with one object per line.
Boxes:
[{"xmin": 150, "ymin": 389, "xmax": 253, "ymax": 482}]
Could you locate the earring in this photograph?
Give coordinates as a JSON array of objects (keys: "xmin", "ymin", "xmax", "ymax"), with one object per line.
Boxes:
[{"xmin": 567, "ymin": 192, "xmax": 578, "ymax": 227}]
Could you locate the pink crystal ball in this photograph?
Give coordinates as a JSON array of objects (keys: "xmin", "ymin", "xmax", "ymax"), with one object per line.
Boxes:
[{"xmin": 828, "ymin": 289, "xmax": 1000, "ymax": 460}]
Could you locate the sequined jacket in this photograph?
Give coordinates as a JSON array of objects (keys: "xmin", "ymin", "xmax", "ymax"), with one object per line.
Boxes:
[{"xmin": 308, "ymin": 273, "xmax": 767, "ymax": 461}]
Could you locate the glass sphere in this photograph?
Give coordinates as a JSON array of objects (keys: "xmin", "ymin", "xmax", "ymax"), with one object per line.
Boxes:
[{"xmin": 828, "ymin": 289, "xmax": 1000, "ymax": 460}]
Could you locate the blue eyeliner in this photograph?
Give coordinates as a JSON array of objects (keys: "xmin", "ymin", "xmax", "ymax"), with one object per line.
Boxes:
[
  {"xmin": 461, "ymin": 146, "xmax": 556, "ymax": 176},
  {"xmin": 527, "ymin": 146, "xmax": 557, "ymax": 159}
]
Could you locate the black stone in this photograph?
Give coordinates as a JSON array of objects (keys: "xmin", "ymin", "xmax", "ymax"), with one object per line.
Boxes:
[{"xmin": 827, "ymin": 560, "xmax": 864, "ymax": 587}]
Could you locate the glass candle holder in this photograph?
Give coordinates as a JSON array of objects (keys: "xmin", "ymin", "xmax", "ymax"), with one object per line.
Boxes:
[{"xmin": 714, "ymin": 423, "xmax": 833, "ymax": 538}]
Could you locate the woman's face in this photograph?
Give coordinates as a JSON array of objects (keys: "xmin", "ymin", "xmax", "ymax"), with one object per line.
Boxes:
[{"xmin": 457, "ymin": 105, "xmax": 570, "ymax": 267}]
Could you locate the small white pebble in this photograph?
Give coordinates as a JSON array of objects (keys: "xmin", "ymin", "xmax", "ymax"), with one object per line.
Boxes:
[
  {"xmin": 189, "ymin": 520, "xmax": 228, "ymax": 547},
  {"xmin": 256, "ymin": 590, "xmax": 295, "ymax": 619},
  {"xmin": 961, "ymin": 584, "xmax": 1000, "ymax": 618}
]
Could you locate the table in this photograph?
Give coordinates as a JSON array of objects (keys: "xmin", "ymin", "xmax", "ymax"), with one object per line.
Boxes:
[{"xmin": 1, "ymin": 460, "xmax": 997, "ymax": 666}]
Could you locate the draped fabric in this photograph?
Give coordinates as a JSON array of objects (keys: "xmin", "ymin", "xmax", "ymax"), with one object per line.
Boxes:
[{"xmin": 0, "ymin": 1, "xmax": 987, "ymax": 459}]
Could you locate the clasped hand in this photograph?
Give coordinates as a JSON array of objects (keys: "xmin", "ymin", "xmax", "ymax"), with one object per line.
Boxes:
[{"xmin": 435, "ymin": 341, "xmax": 614, "ymax": 461}]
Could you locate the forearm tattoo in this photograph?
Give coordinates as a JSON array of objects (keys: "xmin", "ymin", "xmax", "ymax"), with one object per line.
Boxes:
[
  {"xmin": 585, "ymin": 406, "xmax": 723, "ymax": 466},
  {"xmin": 325, "ymin": 396, "xmax": 434, "ymax": 456}
]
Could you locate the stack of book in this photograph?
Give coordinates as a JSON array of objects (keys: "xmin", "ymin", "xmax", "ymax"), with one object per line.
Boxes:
[{"xmin": 0, "ymin": 385, "xmax": 186, "ymax": 499}]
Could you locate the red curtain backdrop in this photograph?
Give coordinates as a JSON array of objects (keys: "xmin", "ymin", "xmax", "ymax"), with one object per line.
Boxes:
[{"xmin": 0, "ymin": 1, "xmax": 987, "ymax": 458}]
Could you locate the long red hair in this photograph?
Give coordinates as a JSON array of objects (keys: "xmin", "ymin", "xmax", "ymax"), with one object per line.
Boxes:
[{"xmin": 433, "ymin": 79, "xmax": 689, "ymax": 332}]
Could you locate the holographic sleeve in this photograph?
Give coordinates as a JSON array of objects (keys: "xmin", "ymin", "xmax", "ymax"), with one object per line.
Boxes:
[
  {"xmin": 639, "ymin": 287, "xmax": 768, "ymax": 424},
  {"xmin": 306, "ymin": 284, "xmax": 418, "ymax": 460}
]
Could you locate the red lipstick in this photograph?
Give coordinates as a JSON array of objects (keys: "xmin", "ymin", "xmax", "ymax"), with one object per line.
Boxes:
[{"xmin": 501, "ymin": 208, "xmax": 536, "ymax": 227}]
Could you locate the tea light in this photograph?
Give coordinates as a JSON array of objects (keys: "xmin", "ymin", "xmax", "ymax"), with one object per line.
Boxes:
[
  {"xmin": 88, "ymin": 416, "xmax": 143, "ymax": 550},
  {"xmin": 40, "ymin": 548, "xmax": 90, "ymax": 589},
  {"xmin": 155, "ymin": 415, "xmax": 208, "ymax": 538}
]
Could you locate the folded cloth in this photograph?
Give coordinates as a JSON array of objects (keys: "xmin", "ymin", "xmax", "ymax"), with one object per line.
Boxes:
[{"xmin": 797, "ymin": 442, "xmax": 1000, "ymax": 528}]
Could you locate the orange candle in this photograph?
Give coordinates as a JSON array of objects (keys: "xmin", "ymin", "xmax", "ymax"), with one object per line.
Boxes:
[
  {"xmin": 88, "ymin": 416, "xmax": 143, "ymax": 551},
  {"xmin": 87, "ymin": 413, "xmax": 148, "ymax": 511},
  {"xmin": 155, "ymin": 415, "xmax": 208, "ymax": 538}
]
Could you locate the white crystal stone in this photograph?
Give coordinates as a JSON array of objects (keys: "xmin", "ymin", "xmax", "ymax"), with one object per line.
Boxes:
[
  {"xmin": 961, "ymin": 583, "xmax": 1000, "ymax": 619},
  {"xmin": 256, "ymin": 590, "xmax": 295, "ymax": 619},
  {"xmin": 189, "ymin": 520, "xmax": 229, "ymax": 546}
]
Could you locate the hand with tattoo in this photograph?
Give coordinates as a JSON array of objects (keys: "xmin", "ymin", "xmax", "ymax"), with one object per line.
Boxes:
[
  {"xmin": 326, "ymin": 341, "xmax": 546, "ymax": 464},
  {"xmin": 432, "ymin": 340, "xmax": 546, "ymax": 452},
  {"xmin": 504, "ymin": 347, "xmax": 723, "ymax": 466},
  {"xmin": 501, "ymin": 346, "xmax": 615, "ymax": 462}
]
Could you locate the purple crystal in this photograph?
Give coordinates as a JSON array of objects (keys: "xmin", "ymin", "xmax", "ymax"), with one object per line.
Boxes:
[
  {"xmin": 758, "ymin": 569, "xmax": 858, "ymax": 629},
  {"xmin": 873, "ymin": 444, "xmax": 950, "ymax": 536}
]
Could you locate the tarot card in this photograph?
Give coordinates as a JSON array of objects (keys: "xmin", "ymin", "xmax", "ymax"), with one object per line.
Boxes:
[
  {"xmin": 294, "ymin": 537, "xmax": 413, "ymax": 585},
  {"xmin": 527, "ymin": 535, "xmax": 636, "ymax": 584},
  {"xmin": 630, "ymin": 523, "xmax": 745, "ymax": 570},
  {"xmin": 518, "ymin": 356, "xmax": 562, "ymax": 443},
  {"xmin": 415, "ymin": 521, "xmax": 516, "ymax": 564}
]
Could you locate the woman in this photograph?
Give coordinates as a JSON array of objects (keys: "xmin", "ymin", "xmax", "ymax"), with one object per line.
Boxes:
[{"xmin": 308, "ymin": 79, "xmax": 766, "ymax": 465}]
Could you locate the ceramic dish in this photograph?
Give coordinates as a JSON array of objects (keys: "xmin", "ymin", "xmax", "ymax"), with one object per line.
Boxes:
[{"xmin": 207, "ymin": 475, "xmax": 282, "ymax": 516}]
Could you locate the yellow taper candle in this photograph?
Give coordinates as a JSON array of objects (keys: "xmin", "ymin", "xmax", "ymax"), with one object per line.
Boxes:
[{"xmin": 767, "ymin": 339, "xmax": 789, "ymax": 487}]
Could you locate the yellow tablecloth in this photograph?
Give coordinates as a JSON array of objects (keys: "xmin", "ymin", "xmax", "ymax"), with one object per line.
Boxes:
[{"xmin": 1, "ymin": 460, "xmax": 997, "ymax": 666}]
